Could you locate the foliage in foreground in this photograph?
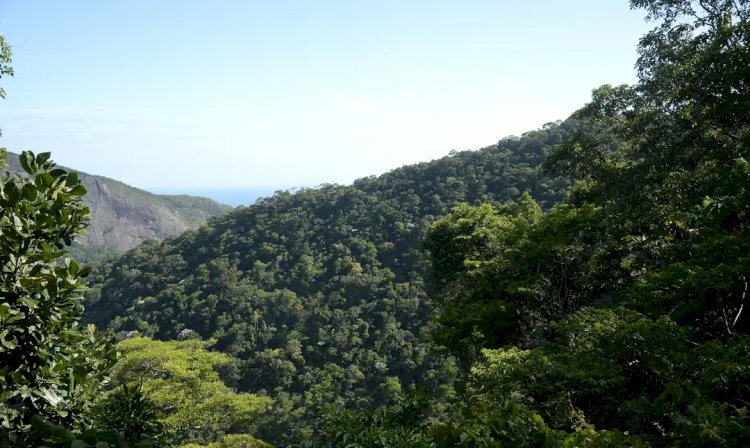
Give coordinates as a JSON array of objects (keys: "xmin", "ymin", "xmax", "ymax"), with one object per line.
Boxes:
[
  {"xmin": 0, "ymin": 151, "xmax": 116, "ymax": 446},
  {"xmin": 0, "ymin": 154, "xmax": 267, "ymax": 446}
]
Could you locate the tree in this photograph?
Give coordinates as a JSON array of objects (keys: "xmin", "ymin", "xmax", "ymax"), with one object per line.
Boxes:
[
  {"xmin": 423, "ymin": 195, "xmax": 602, "ymax": 361},
  {"xmin": 93, "ymin": 383, "xmax": 165, "ymax": 447},
  {"xmin": 108, "ymin": 336, "xmax": 272, "ymax": 446},
  {"xmin": 0, "ymin": 151, "xmax": 115, "ymax": 445},
  {"xmin": 0, "ymin": 34, "xmax": 14, "ymax": 165},
  {"xmin": 0, "ymin": 34, "xmax": 13, "ymax": 100},
  {"xmin": 182, "ymin": 434, "xmax": 272, "ymax": 448},
  {"xmin": 544, "ymin": 0, "xmax": 750, "ymax": 337},
  {"xmin": 411, "ymin": 1, "xmax": 750, "ymax": 444}
]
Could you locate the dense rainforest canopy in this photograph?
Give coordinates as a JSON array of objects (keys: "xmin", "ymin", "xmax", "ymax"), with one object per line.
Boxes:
[
  {"xmin": 1, "ymin": 0, "xmax": 749, "ymax": 446},
  {"xmin": 310, "ymin": 0, "xmax": 750, "ymax": 445},
  {"xmin": 83, "ymin": 118, "xmax": 573, "ymax": 443}
]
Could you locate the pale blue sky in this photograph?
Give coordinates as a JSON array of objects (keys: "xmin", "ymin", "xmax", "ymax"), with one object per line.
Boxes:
[{"xmin": 0, "ymin": 1, "xmax": 651, "ymax": 191}]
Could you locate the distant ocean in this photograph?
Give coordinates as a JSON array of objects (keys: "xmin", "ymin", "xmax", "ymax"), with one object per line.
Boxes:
[{"xmin": 151, "ymin": 187, "xmax": 286, "ymax": 207}]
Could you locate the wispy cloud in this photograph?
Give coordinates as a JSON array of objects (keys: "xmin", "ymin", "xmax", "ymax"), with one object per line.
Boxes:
[
  {"xmin": 0, "ymin": 105, "xmax": 199, "ymax": 139},
  {"xmin": 11, "ymin": 106, "xmax": 83, "ymax": 117}
]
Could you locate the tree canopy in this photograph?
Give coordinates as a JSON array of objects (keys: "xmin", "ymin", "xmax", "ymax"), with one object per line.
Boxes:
[
  {"xmin": 107, "ymin": 336, "xmax": 271, "ymax": 446},
  {"xmin": 309, "ymin": 0, "xmax": 750, "ymax": 445},
  {"xmin": 83, "ymin": 120, "xmax": 573, "ymax": 443}
]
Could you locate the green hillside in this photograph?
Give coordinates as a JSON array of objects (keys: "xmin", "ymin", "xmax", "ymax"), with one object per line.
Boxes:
[
  {"xmin": 4, "ymin": 1, "xmax": 749, "ymax": 446},
  {"xmin": 84, "ymin": 122, "xmax": 573, "ymax": 442}
]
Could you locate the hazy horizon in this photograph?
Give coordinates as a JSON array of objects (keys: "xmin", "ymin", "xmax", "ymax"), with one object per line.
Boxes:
[{"xmin": 152, "ymin": 186, "xmax": 287, "ymax": 207}]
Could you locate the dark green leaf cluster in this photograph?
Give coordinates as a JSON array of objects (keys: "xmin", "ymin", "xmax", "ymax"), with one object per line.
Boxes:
[
  {"xmin": 0, "ymin": 151, "xmax": 116, "ymax": 445},
  {"xmin": 93, "ymin": 384, "xmax": 165, "ymax": 447},
  {"xmin": 302, "ymin": 394, "xmax": 436, "ymax": 448}
]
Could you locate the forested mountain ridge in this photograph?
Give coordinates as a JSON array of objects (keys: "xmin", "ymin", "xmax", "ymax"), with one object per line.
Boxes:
[
  {"xmin": 83, "ymin": 120, "xmax": 574, "ymax": 441},
  {"xmin": 3, "ymin": 152, "xmax": 232, "ymax": 261},
  {"xmin": 4, "ymin": 0, "xmax": 750, "ymax": 445}
]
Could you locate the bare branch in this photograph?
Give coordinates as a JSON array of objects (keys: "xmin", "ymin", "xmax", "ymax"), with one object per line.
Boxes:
[{"xmin": 731, "ymin": 276, "xmax": 747, "ymax": 330}]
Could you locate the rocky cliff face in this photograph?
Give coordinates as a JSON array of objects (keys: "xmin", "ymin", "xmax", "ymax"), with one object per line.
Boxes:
[{"xmin": 4, "ymin": 152, "xmax": 232, "ymax": 261}]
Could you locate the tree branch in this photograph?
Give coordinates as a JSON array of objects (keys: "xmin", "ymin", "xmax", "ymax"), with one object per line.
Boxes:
[{"xmin": 731, "ymin": 275, "xmax": 747, "ymax": 330}]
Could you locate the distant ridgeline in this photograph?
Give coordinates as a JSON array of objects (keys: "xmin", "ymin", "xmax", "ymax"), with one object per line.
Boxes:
[
  {"xmin": 84, "ymin": 120, "xmax": 575, "ymax": 442},
  {"xmin": 3, "ymin": 152, "xmax": 232, "ymax": 262}
]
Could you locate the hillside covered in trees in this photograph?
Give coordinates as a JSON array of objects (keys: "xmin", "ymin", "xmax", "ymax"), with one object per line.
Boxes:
[
  {"xmin": 305, "ymin": 0, "xmax": 750, "ymax": 445},
  {"xmin": 83, "ymin": 120, "xmax": 573, "ymax": 442},
  {"xmin": 2, "ymin": 0, "xmax": 750, "ymax": 447}
]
